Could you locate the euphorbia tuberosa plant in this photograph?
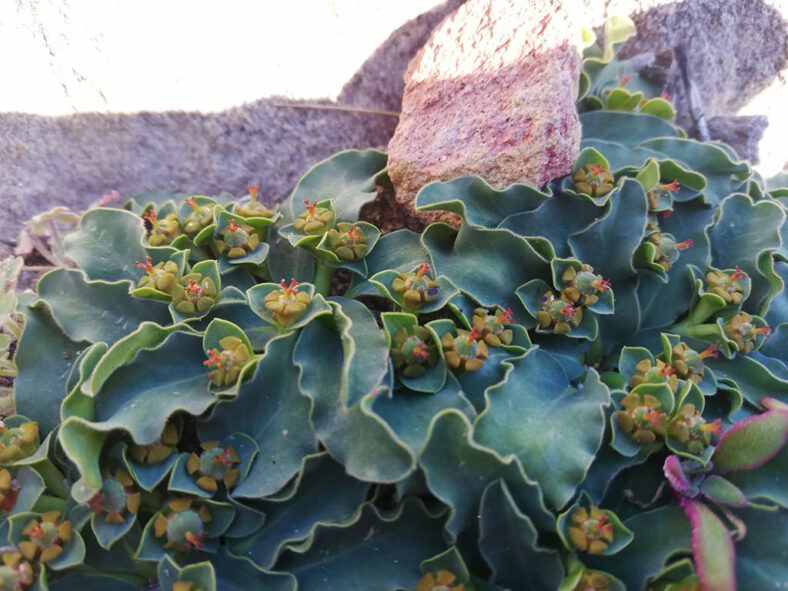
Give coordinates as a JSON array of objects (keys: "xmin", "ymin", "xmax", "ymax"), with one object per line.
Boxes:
[{"xmin": 1, "ymin": 16, "xmax": 786, "ymax": 591}]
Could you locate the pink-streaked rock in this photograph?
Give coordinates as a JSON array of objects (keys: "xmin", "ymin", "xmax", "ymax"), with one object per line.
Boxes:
[{"xmin": 387, "ymin": 0, "xmax": 583, "ymax": 226}]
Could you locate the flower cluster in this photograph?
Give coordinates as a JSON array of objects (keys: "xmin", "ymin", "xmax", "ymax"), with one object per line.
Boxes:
[
  {"xmin": 390, "ymin": 326, "xmax": 438, "ymax": 378},
  {"xmin": 471, "ymin": 307, "xmax": 514, "ymax": 348},
  {"xmin": 171, "ymin": 273, "xmax": 218, "ymax": 316},
  {"xmin": 294, "ymin": 200, "xmax": 334, "ymax": 235},
  {"xmin": 667, "ymin": 403, "xmax": 722, "ymax": 455},
  {"xmin": 186, "ymin": 442, "xmax": 240, "ymax": 493},
  {"xmin": 264, "ymin": 279, "xmax": 311, "ymax": 326},
  {"xmin": 203, "ymin": 336, "xmax": 252, "ymax": 388},
  {"xmin": 567, "ymin": 505, "xmax": 614, "ymax": 554},
  {"xmin": 325, "ymin": 223, "xmax": 368, "ymax": 261},
  {"xmin": 537, "ymin": 292, "xmax": 581, "ymax": 334},
  {"xmin": 440, "ymin": 328, "xmax": 488, "ymax": 373},
  {"xmin": 615, "ymin": 393, "xmax": 667, "ymax": 444}
]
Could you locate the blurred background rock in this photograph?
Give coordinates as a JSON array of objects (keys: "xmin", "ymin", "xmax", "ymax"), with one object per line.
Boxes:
[{"xmin": 1, "ymin": 0, "xmax": 786, "ymax": 254}]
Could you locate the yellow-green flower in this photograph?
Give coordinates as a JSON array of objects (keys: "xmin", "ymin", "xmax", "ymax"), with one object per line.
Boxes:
[
  {"xmin": 572, "ymin": 163, "xmax": 614, "ymax": 197},
  {"xmin": 294, "ymin": 200, "xmax": 333, "ymax": 235},
  {"xmin": 615, "ymin": 393, "xmax": 667, "ymax": 444},
  {"xmin": 471, "ymin": 307, "xmax": 514, "ymax": 348},
  {"xmin": 415, "ymin": 571, "xmax": 464, "ymax": 591},
  {"xmin": 171, "ymin": 273, "xmax": 218, "ymax": 316},
  {"xmin": 567, "ymin": 505, "xmax": 614, "ymax": 554},
  {"xmin": 391, "ymin": 264, "xmax": 439, "ymax": 310},
  {"xmin": 441, "ymin": 328, "xmax": 488, "ymax": 373},
  {"xmin": 264, "ymin": 279, "xmax": 311, "ymax": 326}
]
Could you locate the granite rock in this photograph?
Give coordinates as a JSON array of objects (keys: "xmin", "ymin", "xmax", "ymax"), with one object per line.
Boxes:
[{"xmin": 387, "ymin": 0, "xmax": 583, "ymax": 226}]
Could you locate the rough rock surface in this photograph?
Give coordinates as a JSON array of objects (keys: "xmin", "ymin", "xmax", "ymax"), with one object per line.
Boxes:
[
  {"xmin": 584, "ymin": 0, "xmax": 788, "ymax": 173},
  {"xmin": 387, "ymin": 0, "xmax": 582, "ymax": 226}
]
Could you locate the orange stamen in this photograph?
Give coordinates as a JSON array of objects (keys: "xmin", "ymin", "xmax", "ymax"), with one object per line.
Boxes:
[
  {"xmin": 752, "ymin": 325, "xmax": 772, "ymax": 338},
  {"xmin": 416, "ymin": 263, "xmax": 430, "ymax": 280},
  {"xmin": 676, "ymin": 239, "xmax": 693, "ymax": 250},
  {"xmin": 697, "ymin": 346, "xmax": 718, "ymax": 360},
  {"xmin": 28, "ymin": 523, "xmax": 44, "ymax": 541},
  {"xmin": 660, "ymin": 180, "xmax": 680, "ymax": 194},
  {"xmin": 247, "ymin": 185, "xmax": 260, "ymax": 202},
  {"xmin": 587, "ymin": 163, "xmax": 605, "ymax": 176},
  {"xmin": 701, "ymin": 419, "xmax": 723, "ymax": 436},
  {"xmin": 661, "ymin": 91, "xmax": 672, "ymax": 101},
  {"xmin": 619, "ymin": 74, "xmax": 632, "ymax": 87},
  {"xmin": 304, "ymin": 200, "xmax": 317, "ymax": 215},
  {"xmin": 562, "ymin": 304, "xmax": 578, "ymax": 320},
  {"xmin": 227, "ymin": 219, "xmax": 239, "ymax": 234},
  {"xmin": 592, "ymin": 278, "xmax": 612, "ymax": 292},
  {"xmin": 143, "ymin": 210, "xmax": 159, "ymax": 228}
]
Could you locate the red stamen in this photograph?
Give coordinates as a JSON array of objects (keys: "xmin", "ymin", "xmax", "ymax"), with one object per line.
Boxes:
[
  {"xmin": 412, "ymin": 343, "xmax": 430, "ymax": 359},
  {"xmin": 659, "ymin": 365, "xmax": 675, "ymax": 377},
  {"xmin": 592, "ymin": 278, "xmax": 612, "ymax": 292},
  {"xmin": 660, "ymin": 180, "xmax": 680, "ymax": 194},
  {"xmin": 28, "ymin": 523, "xmax": 44, "ymax": 541},
  {"xmin": 698, "ymin": 346, "xmax": 718, "ymax": 360},
  {"xmin": 186, "ymin": 279, "xmax": 201, "ymax": 296},
  {"xmin": 185, "ymin": 531, "xmax": 204, "ymax": 550},
  {"xmin": 561, "ymin": 304, "xmax": 578, "ymax": 320},
  {"xmin": 753, "ymin": 325, "xmax": 772, "ymax": 338},
  {"xmin": 227, "ymin": 219, "xmax": 239, "ymax": 234},
  {"xmin": 346, "ymin": 226, "xmax": 362, "ymax": 243},
  {"xmin": 247, "ymin": 185, "xmax": 260, "ymax": 202},
  {"xmin": 304, "ymin": 199, "xmax": 317, "ymax": 215},
  {"xmin": 203, "ymin": 350, "xmax": 222, "ymax": 367},
  {"xmin": 587, "ymin": 163, "xmax": 605, "ymax": 176},
  {"xmin": 279, "ymin": 278, "xmax": 301, "ymax": 297},
  {"xmin": 467, "ymin": 328, "xmax": 483, "ymax": 342},
  {"xmin": 730, "ymin": 266, "xmax": 747, "ymax": 282},
  {"xmin": 143, "ymin": 210, "xmax": 159, "ymax": 227},
  {"xmin": 676, "ymin": 239, "xmax": 693, "ymax": 250},
  {"xmin": 214, "ymin": 449, "xmax": 232, "ymax": 466},
  {"xmin": 619, "ymin": 74, "xmax": 632, "ymax": 87},
  {"xmin": 661, "ymin": 91, "xmax": 672, "ymax": 101},
  {"xmin": 661, "ymin": 210, "xmax": 673, "ymax": 219},
  {"xmin": 87, "ymin": 493, "xmax": 105, "ymax": 514},
  {"xmin": 136, "ymin": 256, "xmax": 154, "ymax": 274},
  {"xmin": 498, "ymin": 307, "xmax": 514, "ymax": 324},
  {"xmin": 185, "ymin": 196, "xmax": 200, "ymax": 212}
]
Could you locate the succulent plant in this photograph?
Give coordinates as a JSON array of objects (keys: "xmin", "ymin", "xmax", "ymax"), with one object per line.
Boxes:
[{"xmin": 0, "ymin": 15, "xmax": 785, "ymax": 591}]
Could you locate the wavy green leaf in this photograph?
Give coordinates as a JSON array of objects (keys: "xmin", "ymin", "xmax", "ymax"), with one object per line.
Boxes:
[
  {"xmin": 479, "ymin": 480, "xmax": 564, "ymax": 590},
  {"xmin": 64, "ymin": 208, "xmax": 148, "ymax": 282},
  {"xmin": 284, "ymin": 149, "xmax": 388, "ymax": 223},
  {"xmin": 199, "ymin": 333, "xmax": 318, "ymax": 499},
  {"xmin": 475, "ymin": 349, "xmax": 610, "ymax": 509},
  {"xmin": 416, "ymin": 176, "xmax": 550, "ymax": 229},
  {"xmin": 229, "ymin": 453, "xmax": 368, "ymax": 570},
  {"xmin": 420, "ymin": 410, "xmax": 554, "ymax": 539},
  {"xmin": 37, "ymin": 269, "xmax": 170, "ymax": 345},
  {"xmin": 273, "ymin": 499, "xmax": 447, "ymax": 591}
]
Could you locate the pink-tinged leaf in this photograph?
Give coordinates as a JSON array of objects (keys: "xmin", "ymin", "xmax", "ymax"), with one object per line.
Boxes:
[
  {"xmin": 664, "ymin": 455, "xmax": 691, "ymax": 492},
  {"xmin": 679, "ymin": 498, "xmax": 736, "ymax": 591},
  {"xmin": 761, "ymin": 396, "xmax": 788, "ymax": 411},
  {"xmin": 699, "ymin": 475, "xmax": 748, "ymax": 508},
  {"xmin": 712, "ymin": 409, "xmax": 788, "ymax": 473}
]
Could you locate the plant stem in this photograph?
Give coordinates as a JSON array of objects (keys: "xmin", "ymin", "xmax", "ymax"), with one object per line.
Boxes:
[{"xmin": 313, "ymin": 260, "xmax": 336, "ymax": 297}]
